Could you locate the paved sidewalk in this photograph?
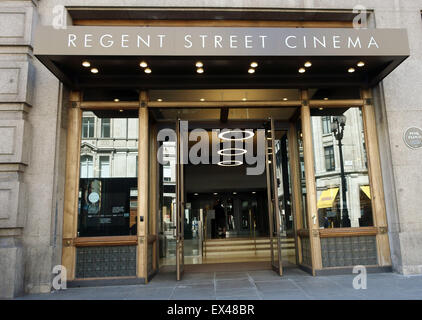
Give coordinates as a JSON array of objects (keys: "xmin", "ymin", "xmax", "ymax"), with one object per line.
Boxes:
[{"xmin": 16, "ymin": 267, "xmax": 422, "ymax": 300}]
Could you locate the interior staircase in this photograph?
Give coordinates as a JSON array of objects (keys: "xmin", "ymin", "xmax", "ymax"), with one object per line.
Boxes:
[{"xmin": 203, "ymin": 237, "xmax": 295, "ymax": 259}]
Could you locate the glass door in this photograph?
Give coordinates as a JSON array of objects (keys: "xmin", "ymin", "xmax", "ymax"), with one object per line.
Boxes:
[
  {"xmin": 265, "ymin": 118, "xmax": 283, "ymax": 276},
  {"xmin": 176, "ymin": 119, "xmax": 185, "ymax": 280}
]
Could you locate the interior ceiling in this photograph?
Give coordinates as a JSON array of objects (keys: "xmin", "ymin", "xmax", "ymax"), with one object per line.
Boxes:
[
  {"xmin": 151, "ymin": 107, "xmax": 297, "ymax": 122},
  {"xmin": 149, "ymin": 89, "xmax": 300, "ymax": 101}
]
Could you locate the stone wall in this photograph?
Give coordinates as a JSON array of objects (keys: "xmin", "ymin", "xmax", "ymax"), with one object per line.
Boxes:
[
  {"xmin": 0, "ymin": 0, "xmax": 65, "ymax": 298},
  {"xmin": 0, "ymin": 0, "xmax": 36, "ymax": 299}
]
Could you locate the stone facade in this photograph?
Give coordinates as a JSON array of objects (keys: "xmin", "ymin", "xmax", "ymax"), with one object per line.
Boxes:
[{"xmin": 0, "ymin": 0, "xmax": 421, "ymax": 298}]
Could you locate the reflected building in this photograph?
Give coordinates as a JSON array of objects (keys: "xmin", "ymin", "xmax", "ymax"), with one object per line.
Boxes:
[
  {"xmin": 78, "ymin": 112, "xmax": 139, "ymax": 239},
  {"xmin": 311, "ymin": 108, "xmax": 373, "ymax": 228}
]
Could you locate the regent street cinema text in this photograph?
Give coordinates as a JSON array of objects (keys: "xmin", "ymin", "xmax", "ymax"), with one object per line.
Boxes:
[{"xmin": 67, "ymin": 33, "xmax": 380, "ymax": 50}]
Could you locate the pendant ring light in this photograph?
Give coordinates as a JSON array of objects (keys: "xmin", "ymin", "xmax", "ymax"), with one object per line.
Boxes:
[
  {"xmin": 218, "ymin": 129, "xmax": 255, "ymax": 141},
  {"xmin": 217, "ymin": 160, "xmax": 243, "ymax": 167},
  {"xmin": 217, "ymin": 148, "xmax": 247, "ymax": 156}
]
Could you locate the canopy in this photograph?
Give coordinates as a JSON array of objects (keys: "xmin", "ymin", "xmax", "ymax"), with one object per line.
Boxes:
[
  {"xmin": 360, "ymin": 185, "xmax": 371, "ymax": 199},
  {"xmin": 317, "ymin": 188, "xmax": 339, "ymax": 209},
  {"xmin": 33, "ymin": 26, "xmax": 410, "ymax": 89}
]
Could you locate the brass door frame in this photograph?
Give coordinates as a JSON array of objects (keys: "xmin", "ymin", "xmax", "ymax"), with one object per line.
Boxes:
[
  {"xmin": 176, "ymin": 119, "xmax": 185, "ymax": 280},
  {"xmin": 265, "ymin": 118, "xmax": 285, "ymax": 276}
]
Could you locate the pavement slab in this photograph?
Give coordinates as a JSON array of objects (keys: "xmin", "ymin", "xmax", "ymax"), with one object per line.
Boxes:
[{"xmin": 15, "ymin": 269, "xmax": 422, "ymax": 300}]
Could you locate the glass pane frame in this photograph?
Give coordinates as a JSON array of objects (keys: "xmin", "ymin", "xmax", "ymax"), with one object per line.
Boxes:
[
  {"xmin": 309, "ymin": 105, "xmax": 375, "ymax": 229},
  {"xmin": 77, "ymin": 110, "xmax": 139, "ymax": 238}
]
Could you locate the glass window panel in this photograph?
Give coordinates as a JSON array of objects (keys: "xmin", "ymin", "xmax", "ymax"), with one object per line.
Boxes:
[
  {"xmin": 82, "ymin": 117, "xmax": 95, "ymax": 138},
  {"xmin": 311, "ymin": 107, "xmax": 373, "ymax": 228},
  {"xmin": 80, "ymin": 155, "xmax": 93, "ymax": 178},
  {"xmin": 322, "ymin": 116, "xmax": 331, "ymax": 134},
  {"xmin": 101, "ymin": 118, "xmax": 111, "ymax": 138},
  {"xmin": 296, "ymin": 120, "xmax": 308, "ymax": 229},
  {"xmin": 324, "ymin": 146, "xmax": 335, "ymax": 171},
  {"xmin": 158, "ymin": 131, "xmax": 177, "ymax": 266},
  {"xmin": 78, "ymin": 111, "xmax": 139, "ymax": 237},
  {"xmin": 99, "ymin": 156, "xmax": 110, "ymax": 178}
]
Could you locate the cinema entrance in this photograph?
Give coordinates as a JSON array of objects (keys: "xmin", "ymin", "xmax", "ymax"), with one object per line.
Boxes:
[
  {"xmin": 33, "ymin": 21, "xmax": 409, "ymax": 285},
  {"xmin": 154, "ymin": 101, "xmax": 299, "ymax": 279}
]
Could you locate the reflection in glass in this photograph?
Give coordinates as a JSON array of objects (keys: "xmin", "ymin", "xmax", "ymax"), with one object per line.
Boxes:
[
  {"xmin": 77, "ymin": 111, "xmax": 139, "ymax": 237},
  {"xmin": 311, "ymin": 107, "xmax": 373, "ymax": 228},
  {"xmin": 270, "ymin": 130, "xmax": 295, "ymax": 265},
  {"xmin": 158, "ymin": 134, "xmax": 177, "ymax": 265},
  {"xmin": 101, "ymin": 118, "xmax": 111, "ymax": 138},
  {"xmin": 82, "ymin": 117, "xmax": 95, "ymax": 138},
  {"xmin": 296, "ymin": 119, "xmax": 308, "ymax": 229}
]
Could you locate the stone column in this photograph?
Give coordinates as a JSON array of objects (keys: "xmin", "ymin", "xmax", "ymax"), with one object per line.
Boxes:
[{"xmin": 0, "ymin": 0, "xmax": 37, "ymax": 298}]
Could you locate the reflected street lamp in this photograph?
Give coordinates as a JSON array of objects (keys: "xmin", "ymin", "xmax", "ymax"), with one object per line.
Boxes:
[{"xmin": 331, "ymin": 115, "xmax": 351, "ymax": 227}]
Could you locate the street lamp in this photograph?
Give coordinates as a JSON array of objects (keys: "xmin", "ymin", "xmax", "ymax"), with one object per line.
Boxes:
[{"xmin": 331, "ymin": 115, "xmax": 351, "ymax": 227}]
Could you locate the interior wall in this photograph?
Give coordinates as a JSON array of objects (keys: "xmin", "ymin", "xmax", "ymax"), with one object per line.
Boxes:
[{"xmin": 185, "ymin": 164, "xmax": 266, "ymax": 193}]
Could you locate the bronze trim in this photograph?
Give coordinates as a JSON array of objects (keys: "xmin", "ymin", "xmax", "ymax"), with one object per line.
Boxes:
[
  {"xmin": 319, "ymin": 227, "xmax": 378, "ymax": 238},
  {"xmin": 74, "ymin": 236, "xmax": 138, "ymax": 247},
  {"xmin": 297, "ymin": 229, "xmax": 310, "ymax": 238}
]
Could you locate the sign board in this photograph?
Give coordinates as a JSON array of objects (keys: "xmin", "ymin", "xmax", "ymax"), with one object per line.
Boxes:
[{"xmin": 34, "ymin": 26, "xmax": 409, "ymax": 57}]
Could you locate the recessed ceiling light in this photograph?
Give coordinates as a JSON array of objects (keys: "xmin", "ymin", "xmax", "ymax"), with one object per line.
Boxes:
[
  {"xmin": 157, "ymin": 98, "xmax": 163, "ymax": 102},
  {"xmin": 200, "ymin": 98, "xmax": 205, "ymax": 102},
  {"xmin": 114, "ymin": 98, "xmax": 120, "ymax": 102},
  {"xmin": 82, "ymin": 61, "xmax": 91, "ymax": 67},
  {"xmin": 252, "ymin": 191, "xmax": 256, "ymax": 194},
  {"xmin": 357, "ymin": 61, "xmax": 365, "ymax": 67},
  {"xmin": 90, "ymin": 68, "xmax": 98, "ymax": 74},
  {"xmin": 139, "ymin": 61, "xmax": 148, "ymax": 68},
  {"xmin": 242, "ymin": 97, "xmax": 247, "ymax": 101},
  {"xmin": 233, "ymin": 192, "xmax": 237, "ymax": 195},
  {"xmin": 250, "ymin": 61, "xmax": 258, "ymax": 68},
  {"xmin": 248, "ymin": 68, "xmax": 255, "ymax": 74},
  {"xmin": 348, "ymin": 67, "xmax": 355, "ymax": 73},
  {"xmin": 304, "ymin": 61, "xmax": 312, "ymax": 67},
  {"xmin": 213, "ymin": 192, "xmax": 218, "ymax": 195},
  {"xmin": 319, "ymin": 107, "xmax": 324, "ymax": 110},
  {"xmin": 283, "ymin": 97, "xmax": 288, "ymax": 101},
  {"xmin": 195, "ymin": 61, "xmax": 203, "ymax": 68},
  {"xmin": 197, "ymin": 67, "xmax": 204, "ymax": 74},
  {"xmin": 298, "ymin": 67, "xmax": 306, "ymax": 73},
  {"xmin": 119, "ymin": 109, "xmax": 124, "ymax": 112},
  {"xmin": 144, "ymin": 68, "xmax": 152, "ymax": 74},
  {"xmin": 194, "ymin": 193, "xmax": 199, "ymax": 195}
]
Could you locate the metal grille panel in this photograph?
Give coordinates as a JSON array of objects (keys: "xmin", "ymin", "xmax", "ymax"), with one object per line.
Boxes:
[
  {"xmin": 301, "ymin": 237, "xmax": 312, "ymax": 266},
  {"xmin": 321, "ymin": 235, "xmax": 377, "ymax": 267},
  {"xmin": 76, "ymin": 245, "xmax": 137, "ymax": 278}
]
